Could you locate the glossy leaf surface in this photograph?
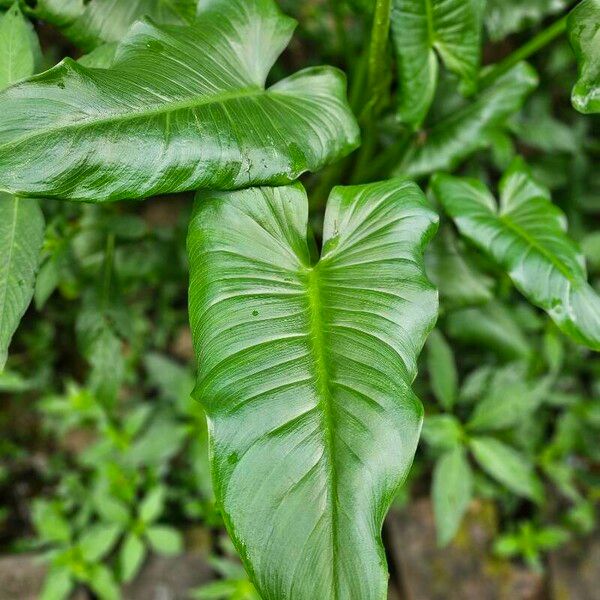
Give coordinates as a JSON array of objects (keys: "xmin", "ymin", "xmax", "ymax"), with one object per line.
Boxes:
[
  {"xmin": 188, "ymin": 180, "xmax": 438, "ymax": 599},
  {"xmin": 0, "ymin": 4, "xmax": 44, "ymax": 371},
  {"xmin": 391, "ymin": 0, "xmax": 483, "ymax": 126},
  {"xmin": 23, "ymin": 0, "xmax": 196, "ymax": 51},
  {"xmin": 568, "ymin": 0, "xmax": 600, "ymax": 114},
  {"xmin": 0, "ymin": 0, "xmax": 359, "ymax": 202},
  {"xmin": 396, "ymin": 63, "xmax": 537, "ymax": 178},
  {"xmin": 434, "ymin": 158, "xmax": 600, "ymax": 350}
]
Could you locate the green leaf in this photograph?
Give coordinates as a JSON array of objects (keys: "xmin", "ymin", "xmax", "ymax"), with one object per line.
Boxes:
[
  {"xmin": 40, "ymin": 567, "xmax": 73, "ymax": 600},
  {"xmin": 397, "ymin": 63, "xmax": 538, "ymax": 178},
  {"xmin": 139, "ymin": 486, "xmax": 166, "ymax": 523},
  {"xmin": 79, "ymin": 523, "xmax": 122, "ymax": 562},
  {"xmin": 120, "ymin": 533, "xmax": 147, "ymax": 583},
  {"xmin": 0, "ymin": 0, "xmax": 359, "ymax": 203},
  {"xmin": 568, "ymin": 0, "xmax": 600, "ymax": 113},
  {"xmin": 426, "ymin": 329, "xmax": 458, "ymax": 410},
  {"xmin": 446, "ymin": 301, "xmax": 532, "ymax": 360},
  {"xmin": 432, "ymin": 447, "xmax": 473, "ymax": 546},
  {"xmin": 469, "ymin": 436, "xmax": 543, "ymax": 502},
  {"xmin": 0, "ymin": 3, "xmax": 40, "ymax": 89},
  {"xmin": 0, "ymin": 195, "xmax": 44, "ymax": 371},
  {"xmin": 77, "ymin": 43, "xmax": 118, "ymax": 69},
  {"xmin": 24, "ymin": 0, "xmax": 196, "ymax": 51},
  {"xmin": 0, "ymin": 5, "xmax": 44, "ymax": 372},
  {"xmin": 391, "ymin": 0, "xmax": 483, "ymax": 126},
  {"xmin": 485, "ymin": 0, "xmax": 568, "ymax": 42},
  {"xmin": 146, "ymin": 525, "xmax": 183, "ymax": 555},
  {"xmin": 32, "ymin": 499, "xmax": 71, "ymax": 543},
  {"xmin": 426, "ymin": 226, "xmax": 492, "ymax": 309},
  {"xmin": 187, "ymin": 180, "xmax": 438, "ymax": 599},
  {"xmin": 466, "ymin": 365, "xmax": 547, "ymax": 432},
  {"xmin": 87, "ymin": 564, "xmax": 120, "ymax": 600},
  {"xmin": 433, "ymin": 158, "xmax": 600, "ymax": 350},
  {"xmin": 421, "ymin": 414, "xmax": 463, "ymax": 452}
]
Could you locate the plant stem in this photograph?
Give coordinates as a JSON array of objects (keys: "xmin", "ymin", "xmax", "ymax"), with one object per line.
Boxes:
[
  {"xmin": 366, "ymin": 0, "xmax": 392, "ymax": 114},
  {"xmin": 479, "ymin": 15, "xmax": 568, "ymax": 89}
]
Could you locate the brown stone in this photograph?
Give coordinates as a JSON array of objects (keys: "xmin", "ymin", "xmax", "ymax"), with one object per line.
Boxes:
[
  {"xmin": 549, "ymin": 532, "xmax": 600, "ymax": 600},
  {"xmin": 385, "ymin": 498, "xmax": 545, "ymax": 600},
  {"xmin": 123, "ymin": 552, "xmax": 213, "ymax": 600},
  {"xmin": 0, "ymin": 555, "xmax": 88, "ymax": 600},
  {"xmin": 170, "ymin": 326, "xmax": 194, "ymax": 362}
]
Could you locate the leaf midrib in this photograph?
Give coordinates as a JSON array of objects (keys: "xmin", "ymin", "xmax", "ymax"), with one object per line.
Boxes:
[
  {"xmin": 305, "ymin": 263, "xmax": 340, "ymax": 599},
  {"xmin": 497, "ymin": 213, "xmax": 578, "ymax": 283},
  {"xmin": 0, "ymin": 83, "xmax": 265, "ymax": 153}
]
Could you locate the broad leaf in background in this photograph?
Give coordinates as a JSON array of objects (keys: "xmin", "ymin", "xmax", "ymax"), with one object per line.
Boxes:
[
  {"xmin": 23, "ymin": 0, "xmax": 196, "ymax": 51},
  {"xmin": 0, "ymin": 3, "xmax": 40, "ymax": 89},
  {"xmin": 434, "ymin": 158, "xmax": 600, "ymax": 350},
  {"xmin": 391, "ymin": 0, "xmax": 483, "ymax": 127},
  {"xmin": 0, "ymin": 0, "xmax": 359, "ymax": 202},
  {"xmin": 446, "ymin": 302, "xmax": 532, "ymax": 361},
  {"xmin": 426, "ymin": 329, "xmax": 458, "ymax": 411},
  {"xmin": 466, "ymin": 365, "xmax": 548, "ymax": 432},
  {"xmin": 432, "ymin": 447, "xmax": 473, "ymax": 546},
  {"xmin": 568, "ymin": 0, "xmax": 600, "ymax": 114},
  {"xmin": 426, "ymin": 226, "xmax": 492, "ymax": 309},
  {"xmin": 188, "ymin": 180, "xmax": 438, "ymax": 599},
  {"xmin": 0, "ymin": 3, "xmax": 44, "ymax": 371},
  {"xmin": 485, "ymin": 0, "xmax": 568, "ymax": 42},
  {"xmin": 396, "ymin": 63, "xmax": 538, "ymax": 178},
  {"xmin": 469, "ymin": 436, "xmax": 543, "ymax": 502}
]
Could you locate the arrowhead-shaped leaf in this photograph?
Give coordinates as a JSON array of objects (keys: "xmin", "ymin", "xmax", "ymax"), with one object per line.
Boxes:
[
  {"xmin": 187, "ymin": 180, "xmax": 438, "ymax": 599},
  {"xmin": 396, "ymin": 63, "xmax": 538, "ymax": 178},
  {"xmin": 0, "ymin": 0, "xmax": 359, "ymax": 203},
  {"xmin": 568, "ymin": 0, "xmax": 600, "ymax": 114},
  {"xmin": 391, "ymin": 0, "xmax": 483, "ymax": 126},
  {"xmin": 23, "ymin": 0, "xmax": 196, "ymax": 51},
  {"xmin": 0, "ymin": 4, "xmax": 44, "ymax": 371},
  {"xmin": 433, "ymin": 158, "xmax": 600, "ymax": 350}
]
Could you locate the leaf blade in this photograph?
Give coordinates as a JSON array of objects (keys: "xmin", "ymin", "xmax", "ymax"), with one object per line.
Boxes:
[
  {"xmin": 433, "ymin": 158, "xmax": 600, "ymax": 350},
  {"xmin": 0, "ymin": 0, "xmax": 359, "ymax": 202},
  {"xmin": 187, "ymin": 180, "xmax": 438, "ymax": 599},
  {"xmin": 568, "ymin": 0, "xmax": 600, "ymax": 113}
]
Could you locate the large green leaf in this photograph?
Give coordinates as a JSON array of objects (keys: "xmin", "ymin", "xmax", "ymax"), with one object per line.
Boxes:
[
  {"xmin": 433, "ymin": 158, "xmax": 600, "ymax": 350},
  {"xmin": 568, "ymin": 0, "xmax": 600, "ymax": 114},
  {"xmin": 187, "ymin": 180, "xmax": 438, "ymax": 599},
  {"xmin": 0, "ymin": 0, "xmax": 359, "ymax": 203},
  {"xmin": 23, "ymin": 0, "xmax": 196, "ymax": 51},
  {"xmin": 391, "ymin": 0, "xmax": 483, "ymax": 127},
  {"xmin": 0, "ymin": 4, "xmax": 44, "ymax": 372},
  {"xmin": 485, "ymin": 0, "xmax": 568, "ymax": 42},
  {"xmin": 395, "ymin": 63, "xmax": 538, "ymax": 178}
]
